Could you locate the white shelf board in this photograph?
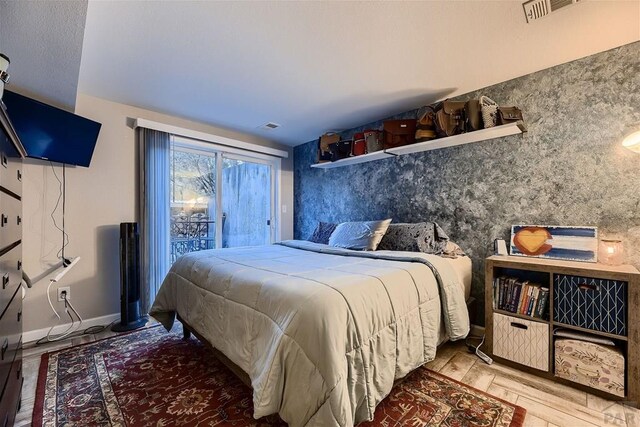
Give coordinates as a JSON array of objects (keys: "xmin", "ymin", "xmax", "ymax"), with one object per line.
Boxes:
[
  {"xmin": 386, "ymin": 122, "xmax": 526, "ymax": 156},
  {"xmin": 311, "ymin": 150, "xmax": 393, "ymax": 169},
  {"xmin": 311, "ymin": 122, "xmax": 526, "ymax": 169}
]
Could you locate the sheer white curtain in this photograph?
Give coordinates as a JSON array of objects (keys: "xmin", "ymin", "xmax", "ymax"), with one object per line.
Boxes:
[{"xmin": 138, "ymin": 128, "xmax": 171, "ymax": 313}]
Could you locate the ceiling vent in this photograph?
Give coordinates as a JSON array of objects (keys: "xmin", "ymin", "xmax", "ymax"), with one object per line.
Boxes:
[
  {"xmin": 259, "ymin": 122, "xmax": 281, "ymax": 130},
  {"xmin": 523, "ymin": 0, "xmax": 581, "ymax": 23}
]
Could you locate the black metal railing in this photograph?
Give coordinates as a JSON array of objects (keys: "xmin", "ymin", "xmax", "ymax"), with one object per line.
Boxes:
[
  {"xmin": 169, "ymin": 214, "xmax": 226, "ymax": 263},
  {"xmin": 170, "ymin": 218, "xmax": 215, "ymax": 263},
  {"xmin": 170, "ymin": 237, "xmax": 215, "ymax": 263}
]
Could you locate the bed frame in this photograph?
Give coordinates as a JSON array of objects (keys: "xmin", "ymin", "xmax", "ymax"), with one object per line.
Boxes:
[{"xmin": 177, "ymin": 313, "xmax": 252, "ymax": 387}]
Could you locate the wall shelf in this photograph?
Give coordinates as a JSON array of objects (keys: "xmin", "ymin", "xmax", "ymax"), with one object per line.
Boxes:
[
  {"xmin": 311, "ymin": 149, "xmax": 393, "ymax": 169},
  {"xmin": 311, "ymin": 121, "xmax": 526, "ymax": 169}
]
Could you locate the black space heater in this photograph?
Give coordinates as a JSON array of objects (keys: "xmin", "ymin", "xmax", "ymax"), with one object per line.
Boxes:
[{"xmin": 112, "ymin": 222, "xmax": 148, "ymax": 332}]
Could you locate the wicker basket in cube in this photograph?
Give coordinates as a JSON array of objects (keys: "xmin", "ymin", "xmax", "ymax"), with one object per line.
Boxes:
[{"xmin": 555, "ymin": 338, "xmax": 625, "ymax": 397}]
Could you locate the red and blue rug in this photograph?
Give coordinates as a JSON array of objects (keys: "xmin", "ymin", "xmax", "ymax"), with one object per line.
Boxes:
[{"xmin": 33, "ymin": 325, "xmax": 525, "ymax": 426}]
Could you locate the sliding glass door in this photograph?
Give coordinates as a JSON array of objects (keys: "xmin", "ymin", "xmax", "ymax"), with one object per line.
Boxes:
[
  {"xmin": 169, "ymin": 138, "xmax": 278, "ymax": 262},
  {"xmin": 221, "ymin": 154, "xmax": 274, "ymax": 248},
  {"xmin": 169, "ymin": 145, "xmax": 217, "ymax": 263}
]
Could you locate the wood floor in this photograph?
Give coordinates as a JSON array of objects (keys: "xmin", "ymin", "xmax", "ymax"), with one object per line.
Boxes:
[{"xmin": 16, "ymin": 329, "xmax": 638, "ymax": 427}]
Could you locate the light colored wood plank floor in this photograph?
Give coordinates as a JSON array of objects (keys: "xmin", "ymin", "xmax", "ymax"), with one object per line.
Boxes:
[{"xmin": 16, "ymin": 332, "xmax": 639, "ymax": 426}]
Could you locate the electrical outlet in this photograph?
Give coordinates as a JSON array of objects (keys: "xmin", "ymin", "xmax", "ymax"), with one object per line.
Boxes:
[{"xmin": 57, "ymin": 286, "xmax": 70, "ymax": 302}]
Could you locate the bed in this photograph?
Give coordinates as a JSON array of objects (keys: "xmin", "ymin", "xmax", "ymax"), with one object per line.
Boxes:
[{"xmin": 150, "ymin": 240, "xmax": 471, "ymax": 426}]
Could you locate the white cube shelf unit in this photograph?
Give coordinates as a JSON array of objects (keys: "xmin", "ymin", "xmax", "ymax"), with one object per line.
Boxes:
[{"xmin": 311, "ymin": 122, "xmax": 526, "ymax": 169}]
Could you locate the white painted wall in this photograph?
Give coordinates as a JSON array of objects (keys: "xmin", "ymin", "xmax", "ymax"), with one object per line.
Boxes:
[{"xmin": 22, "ymin": 93, "xmax": 293, "ymax": 336}]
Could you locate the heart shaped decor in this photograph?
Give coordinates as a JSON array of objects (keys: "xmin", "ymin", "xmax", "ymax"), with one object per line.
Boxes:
[{"xmin": 513, "ymin": 227, "xmax": 552, "ymax": 255}]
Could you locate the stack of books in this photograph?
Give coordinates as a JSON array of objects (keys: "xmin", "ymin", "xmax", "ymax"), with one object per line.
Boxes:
[{"xmin": 493, "ymin": 276, "xmax": 549, "ymax": 319}]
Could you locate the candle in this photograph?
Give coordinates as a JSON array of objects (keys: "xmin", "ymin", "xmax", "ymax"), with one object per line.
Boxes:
[{"xmin": 599, "ymin": 239, "xmax": 624, "ymax": 266}]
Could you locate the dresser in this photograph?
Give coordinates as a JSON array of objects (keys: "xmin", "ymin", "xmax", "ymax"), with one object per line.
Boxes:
[{"xmin": 0, "ymin": 100, "xmax": 25, "ymax": 427}]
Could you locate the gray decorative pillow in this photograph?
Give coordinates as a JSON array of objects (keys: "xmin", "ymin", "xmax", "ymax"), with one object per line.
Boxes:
[
  {"xmin": 309, "ymin": 222, "xmax": 337, "ymax": 245},
  {"xmin": 377, "ymin": 222, "xmax": 458, "ymax": 255},
  {"xmin": 328, "ymin": 219, "xmax": 392, "ymax": 251},
  {"xmin": 417, "ymin": 222, "xmax": 451, "ymax": 255},
  {"xmin": 377, "ymin": 222, "xmax": 426, "ymax": 252}
]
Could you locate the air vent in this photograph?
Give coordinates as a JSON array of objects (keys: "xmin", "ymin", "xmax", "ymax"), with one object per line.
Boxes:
[
  {"xmin": 523, "ymin": 0, "xmax": 580, "ymax": 23},
  {"xmin": 550, "ymin": 0, "xmax": 575, "ymax": 11},
  {"xmin": 259, "ymin": 122, "xmax": 280, "ymax": 130}
]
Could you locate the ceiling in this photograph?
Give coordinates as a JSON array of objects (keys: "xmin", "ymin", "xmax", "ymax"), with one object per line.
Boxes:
[
  {"xmin": 0, "ymin": 0, "xmax": 87, "ymax": 111},
  {"xmin": 5, "ymin": 1, "xmax": 640, "ymax": 146}
]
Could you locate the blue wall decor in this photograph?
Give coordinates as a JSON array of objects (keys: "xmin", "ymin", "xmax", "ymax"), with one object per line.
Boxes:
[{"xmin": 510, "ymin": 225, "xmax": 598, "ymax": 262}]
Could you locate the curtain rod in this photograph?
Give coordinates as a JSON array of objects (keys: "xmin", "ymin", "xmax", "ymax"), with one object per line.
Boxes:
[{"xmin": 133, "ymin": 118, "xmax": 289, "ymax": 159}]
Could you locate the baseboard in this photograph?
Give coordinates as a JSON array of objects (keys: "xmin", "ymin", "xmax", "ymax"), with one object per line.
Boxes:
[
  {"xmin": 470, "ymin": 323, "xmax": 485, "ymax": 337},
  {"xmin": 23, "ymin": 313, "xmax": 120, "ymax": 344}
]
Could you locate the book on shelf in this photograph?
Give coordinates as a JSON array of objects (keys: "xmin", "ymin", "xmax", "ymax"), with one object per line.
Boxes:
[
  {"xmin": 529, "ymin": 286, "xmax": 539, "ymax": 316},
  {"xmin": 536, "ymin": 288, "xmax": 549, "ymax": 318},
  {"xmin": 492, "ymin": 276, "xmax": 549, "ymax": 319},
  {"xmin": 511, "ymin": 280, "xmax": 522, "ymax": 313},
  {"xmin": 527, "ymin": 286, "xmax": 536, "ymax": 315}
]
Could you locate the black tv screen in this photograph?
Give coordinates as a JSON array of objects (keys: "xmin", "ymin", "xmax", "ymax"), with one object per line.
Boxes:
[{"xmin": 3, "ymin": 91, "xmax": 101, "ymax": 167}]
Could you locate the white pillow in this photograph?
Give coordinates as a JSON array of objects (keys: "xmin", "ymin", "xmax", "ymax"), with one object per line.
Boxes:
[{"xmin": 328, "ymin": 219, "xmax": 392, "ymax": 251}]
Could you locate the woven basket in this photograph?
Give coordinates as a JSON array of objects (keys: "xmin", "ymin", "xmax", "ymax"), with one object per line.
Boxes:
[{"xmin": 480, "ymin": 96, "xmax": 498, "ymax": 128}]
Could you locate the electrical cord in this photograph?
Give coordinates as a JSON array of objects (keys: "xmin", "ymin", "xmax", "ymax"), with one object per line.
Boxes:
[
  {"xmin": 42, "ymin": 280, "xmax": 82, "ymax": 343},
  {"xmin": 35, "ymin": 163, "xmax": 107, "ymax": 345},
  {"xmin": 62, "ymin": 164, "xmax": 69, "ymax": 265},
  {"xmin": 36, "ymin": 320, "xmax": 118, "ymax": 346},
  {"xmin": 465, "ymin": 334, "xmax": 493, "ymax": 365},
  {"xmin": 38, "ymin": 283, "xmax": 118, "ymax": 345},
  {"xmin": 49, "ymin": 162, "xmax": 70, "ymax": 263}
]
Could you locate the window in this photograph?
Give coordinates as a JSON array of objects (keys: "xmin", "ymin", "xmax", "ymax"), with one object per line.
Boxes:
[
  {"xmin": 169, "ymin": 137, "xmax": 279, "ymax": 262},
  {"xmin": 170, "ymin": 146, "xmax": 217, "ymax": 262}
]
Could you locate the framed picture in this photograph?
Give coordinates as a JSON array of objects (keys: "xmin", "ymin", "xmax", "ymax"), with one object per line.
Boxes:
[{"xmin": 510, "ymin": 225, "xmax": 598, "ymax": 263}]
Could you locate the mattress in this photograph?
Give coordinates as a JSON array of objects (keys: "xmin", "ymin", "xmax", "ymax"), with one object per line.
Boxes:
[
  {"xmin": 445, "ymin": 255, "xmax": 473, "ymax": 301},
  {"xmin": 150, "ymin": 241, "xmax": 470, "ymax": 426},
  {"xmin": 376, "ymin": 250, "xmax": 472, "ymax": 301}
]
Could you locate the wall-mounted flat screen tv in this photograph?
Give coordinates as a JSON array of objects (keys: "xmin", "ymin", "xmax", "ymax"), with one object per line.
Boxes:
[{"xmin": 3, "ymin": 90, "xmax": 101, "ymax": 167}]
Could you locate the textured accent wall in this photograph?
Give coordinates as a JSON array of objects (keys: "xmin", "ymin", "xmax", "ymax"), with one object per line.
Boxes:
[{"xmin": 294, "ymin": 42, "xmax": 640, "ymax": 324}]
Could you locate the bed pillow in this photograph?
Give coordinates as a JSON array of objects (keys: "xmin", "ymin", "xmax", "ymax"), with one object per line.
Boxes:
[
  {"xmin": 377, "ymin": 221, "xmax": 462, "ymax": 255},
  {"xmin": 377, "ymin": 222, "xmax": 427, "ymax": 252},
  {"xmin": 328, "ymin": 219, "xmax": 392, "ymax": 251},
  {"xmin": 308, "ymin": 222, "xmax": 337, "ymax": 245},
  {"xmin": 443, "ymin": 241, "xmax": 466, "ymax": 257},
  {"xmin": 417, "ymin": 222, "xmax": 451, "ymax": 255}
]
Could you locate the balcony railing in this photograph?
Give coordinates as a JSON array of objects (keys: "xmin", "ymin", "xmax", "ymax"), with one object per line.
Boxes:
[
  {"xmin": 170, "ymin": 218, "xmax": 215, "ymax": 263},
  {"xmin": 169, "ymin": 214, "xmax": 226, "ymax": 263}
]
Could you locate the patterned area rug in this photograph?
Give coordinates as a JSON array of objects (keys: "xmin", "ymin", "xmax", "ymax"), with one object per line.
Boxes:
[{"xmin": 33, "ymin": 325, "xmax": 525, "ymax": 426}]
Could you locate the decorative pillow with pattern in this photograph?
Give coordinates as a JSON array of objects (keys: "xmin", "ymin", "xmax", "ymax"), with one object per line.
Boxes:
[
  {"xmin": 377, "ymin": 222, "xmax": 463, "ymax": 256},
  {"xmin": 377, "ymin": 222, "xmax": 427, "ymax": 252},
  {"xmin": 417, "ymin": 222, "xmax": 452, "ymax": 255},
  {"xmin": 328, "ymin": 219, "xmax": 392, "ymax": 251},
  {"xmin": 308, "ymin": 222, "xmax": 337, "ymax": 245}
]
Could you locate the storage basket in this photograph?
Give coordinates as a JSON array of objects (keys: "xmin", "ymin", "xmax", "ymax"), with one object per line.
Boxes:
[
  {"xmin": 493, "ymin": 312, "xmax": 549, "ymax": 371},
  {"xmin": 555, "ymin": 338, "xmax": 625, "ymax": 397},
  {"xmin": 553, "ymin": 274, "xmax": 627, "ymax": 336}
]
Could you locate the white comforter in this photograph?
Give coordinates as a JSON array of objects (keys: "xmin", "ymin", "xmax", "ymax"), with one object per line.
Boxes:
[{"xmin": 150, "ymin": 240, "xmax": 470, "ymax": 426}]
